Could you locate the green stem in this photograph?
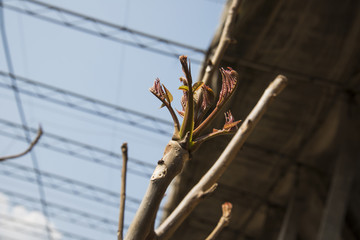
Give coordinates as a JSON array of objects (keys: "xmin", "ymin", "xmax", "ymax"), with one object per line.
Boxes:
[{"xmin": 179, "ymin": 56, "xmax": 194, "ymax": 146}]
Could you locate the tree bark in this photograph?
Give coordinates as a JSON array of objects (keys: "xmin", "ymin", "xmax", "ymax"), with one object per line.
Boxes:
[{"xmin": 124, "ymin": 140, "xmax": 189, "ymax": 240}]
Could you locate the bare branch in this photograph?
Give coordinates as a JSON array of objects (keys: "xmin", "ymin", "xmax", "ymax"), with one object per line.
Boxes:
[
  {"xmin": 156, "ymin": 75, "xmax": 288, "ymax": 239},
  {"xmin": 205, "ymin": 202, "xmax": 233, "ymax": 240},
  {"xmin": 0, "ymin": 125, "xmax": 43, "ymax": 162},
  {"xmin": 118, "ymin": 143, "xmax": 128, "ymax": 240},
  {"xmin": 124, "ymin": 140, "xmax": 190, "ymax": 240}
]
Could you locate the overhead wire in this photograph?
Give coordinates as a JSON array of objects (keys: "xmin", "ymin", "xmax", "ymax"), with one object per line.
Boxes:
[
  {"xmin": 0, "ymin": 0, "xmax": 191, "ymax": 236},
  {"xmin": 0, "ymin": 118, "xmax": 155, "ymax": 178},
  {"xmin": 0, "ymin": 162, "xmax": 165, "ymax": 226},
  {"xmin": 0, "ymin": 0, "xmax": 206, "ymax": 64},
  {"xmin": 0, "ymin": 71, "xmax": 174, "ymax": 136},
  {"xmin": 0, "ymin": 162, "xmax": 141, "ymax": 210},
  {"xmin": 0, "ymin": 187, "xmax": 128, "ymax": 234},
  {"xmin": 0, "ymin": 3, "xmax": 53, "ymax": 239}
]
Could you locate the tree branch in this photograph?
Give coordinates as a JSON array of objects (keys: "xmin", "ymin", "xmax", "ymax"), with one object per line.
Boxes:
[
  {"xmin": 194, "ymin": 0, "xmax": 242, "ymax": 134},
  {"xmin": 124, "ymin": 140, "xmax": 190, "ymax": 240},
  {"xmin": 155, "ymin": 75, "xmax": 288, "ymax": 239},
  {"xmin": 199, "ymin": 0, "xmax": 242, "ymax": 93},
  {"xmin": 0, "ymin": 125, "xmax": 43, "ymax": 162},
  {"xmin": 118, "ymin": 142, "xmax": 128, "ymax": 240},
  {"xmin": 205, "ymin": 202, "xmax": 232, "ymax": 240}
]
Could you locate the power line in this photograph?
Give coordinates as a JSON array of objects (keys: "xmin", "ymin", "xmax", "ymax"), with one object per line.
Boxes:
[
  {"xmin": 0, "ymin": 0, "xmax": 206, "ymax": 63},
  {"xmin": 0, "ymin": 4, "xmax": 53, "ymax": 239},
  {"xmin": 0, "ymin": 161, "xmax": 141, "ymax": 210},
  {"xmin": 0, "ymin": 71, "xmax": 174, "ymax": 137},
  {"xmin": 0, "ymin": 162, "xmax": 165, "ymax": 226},
  {"xmin": 0, "ymin": 187, "xmax": 127, "ymax": 234},
  {"xmin": 0, "ymin": 118, "xmax": 155, "ymax": 178}
]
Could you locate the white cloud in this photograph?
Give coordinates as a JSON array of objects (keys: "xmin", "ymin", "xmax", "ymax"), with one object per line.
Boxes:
[
  {"xmin": 0, "ymin": 191, "xmax": 9, "ymax": 213},
  {"xmin": 0, "ymin": 192, "xmax": 62, "ymax": 240}
]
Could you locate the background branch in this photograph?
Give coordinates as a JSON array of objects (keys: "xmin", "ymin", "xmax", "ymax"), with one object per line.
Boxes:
[
  {"xmin": 118, "ymin": 143, "xmax": 128, "ymax": 240},
  {"xmin": 199, "ymin": 0, "xmax": 242, "ymax": 88},
  {"xmin": 0, "ymin": 125, "xmax": 43, "ymax": 162},
  {"xmin": 155, "ymin": 75, "xmax": 288, "ymax": 239},
  {"xmin": 205, "ymin": 202, "xmax": 232, "ymax": 240}
]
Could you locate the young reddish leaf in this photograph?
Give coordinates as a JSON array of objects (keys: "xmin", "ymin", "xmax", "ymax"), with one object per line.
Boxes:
[
  {"xmin": 204, "ymin": 84, "xmax": 214, "ymax": 95},
  {"xmin": 223, "ymin": 110, "xmax": 241, "ymax": 131},
  {"xmin": 192, "ymin": 81, "xmax": 204, "ymax": 92},
  {"xmin": 223, "ymin": 120, "xmax": 242, "ymax": 130},
  {"xmin": 149, "ymin": 78, "xmax": 165, "ymax": 100},
  {"xmin": 150, "ymin": 78, "xmax": 180, "ymax": 136},
  {"xmin": 210, "ymin": 111, "xmax": 241, "ymax": 133},
  {"xmin": 201, "ymin": 84, "xmax": 215, "ymax": 111},
  {"xmin": 217, "ymin": 68, "xmax": 238, "ymax": 107},
  {"xmin": 176, "ymin": 109, "xmax": 185, "ymax": 118},
  {"xmin": 180, "ymin": 91, "xmax": 188, "ymax": 110}
]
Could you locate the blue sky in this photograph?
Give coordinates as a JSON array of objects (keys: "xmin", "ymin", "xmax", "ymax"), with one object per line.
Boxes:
[{"xmin": 0, "ymin": 0, "xmax": 224, "ymax": 239}]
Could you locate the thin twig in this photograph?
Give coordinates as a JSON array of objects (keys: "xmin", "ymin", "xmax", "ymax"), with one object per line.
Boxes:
[
  {"xmin": 206, "ymin": 202, "xmax": 232, "ymax": 240},
  {"xmin": 0, "ymin": 125, "xmax": 43, "ymax": 162},
  {"xmin": 118, "ymin": 142, "xmax": 128, "ymax": 240},
  {"xmin": 156, "ymin": 75, "xmax": 288, "ymax": 239}
]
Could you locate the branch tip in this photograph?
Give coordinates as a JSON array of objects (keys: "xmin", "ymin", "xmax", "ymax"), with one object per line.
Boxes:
[
  {"xmin": 121, "ymin": 142, "xmax": 128, "ymax": 153},
  {"xmin": 0, "ymin": 125, "xmax": 43, "ymax": 162},
  {"xmin": 205, "ymin": 202, "xmax": 233, "ymax": 240},
  {"xmin": 271, "ymin": 75, "xmax": 288, "ymax": 95},
  {"xmin": 118, "ymin": 142, "xmax": 128, "ymax": 240},
  {"xmin": 221, "ymin": 202, "xmax": 232, "ymax": 225}
]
